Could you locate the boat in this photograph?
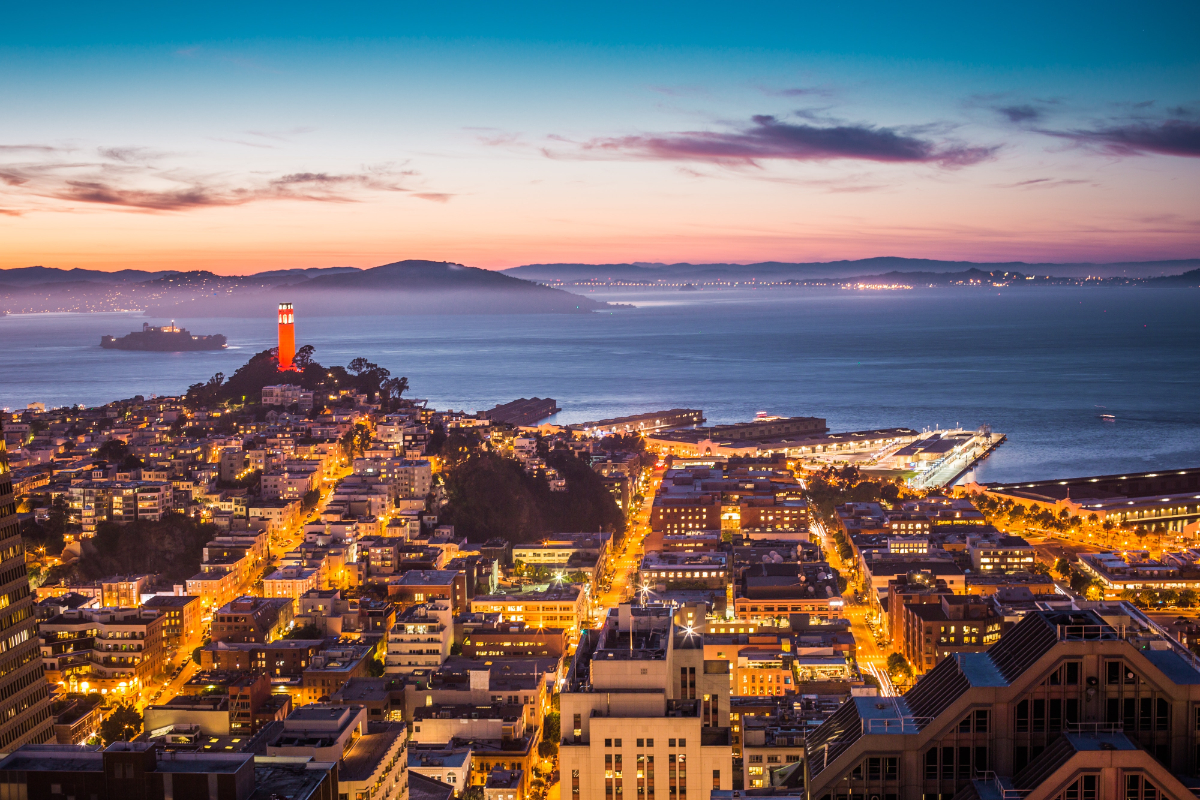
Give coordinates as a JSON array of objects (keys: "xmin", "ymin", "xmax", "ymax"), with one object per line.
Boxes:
[
  {"xmin": 1099, "ymin": 414, "xmax": 1116, "ymax": 422},
  {"xmin": 101, "ymin": 321, "xmax": 227, "ymax": 351}
]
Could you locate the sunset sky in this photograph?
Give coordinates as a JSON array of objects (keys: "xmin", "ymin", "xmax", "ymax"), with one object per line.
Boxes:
[{"xmin": 2, "ymin": 1, "xmax": 1198, "ymax": 273}]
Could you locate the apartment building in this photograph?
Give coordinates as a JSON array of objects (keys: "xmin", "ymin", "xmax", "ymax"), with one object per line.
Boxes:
[
  {"xmin": 388, "ymin": 570, "xmax": 469, "ymax": 614},
  {"xmin": 67, "ymin": 480, "xmax": 173, "ymax": 533},
  {"xmin": 142, "ymin": 595, "xmax": 203, "ymax": 650},
  {"xmin": 471, "ymin": 586, "xmax": 586, "ymax": 635},
  {"xmin": 386, "ymin": 602, "xmax": 453, "ymax": 674},
  {"xmin": 38, "ymin": 607, "xmax": 165, "ymax": 694},
  {"xmin": 559, "ymin": 604, "xmax": 734, "ymax": 800},
  {"xmin": 211, "ymin": 596, "xmax": 295, "ymax": 643}
]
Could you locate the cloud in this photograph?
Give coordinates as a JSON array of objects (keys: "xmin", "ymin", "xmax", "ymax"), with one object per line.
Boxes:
[
  {"xmin": 570, "ymin": 115, "xmax": 996, "ymax": 168},
  {"xmin": 1043, "ymin": 119, "xmax": 1200, "ymax": 158},
  {"xmin": 0, "ymin": 144, "xmax": 64, "ymax": 154},
  {"xmin": 997, "ymin": 105, "xmax": 1044, "ymax": 123},
  {"xmin": 413, "ymin": 192, "xmax": 453, "ymax": 203},
  {"xmin": 0, "ymin": 148, "xmax": 439, "ymax": 213},
  {"xmin": 98, "ymin": 146, "xmax": 167, "ymax": 164},
  {"xmin": 997, "ymin": 177, "xmax": 1093, "ymax": 189},
  {"xmin": 761, "ymin": 85, "xmax": 837, "ymax": 99}
]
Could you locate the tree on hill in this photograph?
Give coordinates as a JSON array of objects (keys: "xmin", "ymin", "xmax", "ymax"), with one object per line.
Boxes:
[
  {"xmin": 78, "ymin": 513, "xmax": 217, "ymax": 583},
  {"xmin": 185, "ymin": 346, "xmax": 409, "ymax": 408},
  {"xmin": 439, "ymin": 449, "xmax": 625, "ymax": 544}
]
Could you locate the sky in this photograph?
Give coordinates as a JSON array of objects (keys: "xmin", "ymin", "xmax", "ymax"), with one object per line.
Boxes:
[{"xmin": 2, "ymin": 1, "xmax": 1199, "ymax": 273}]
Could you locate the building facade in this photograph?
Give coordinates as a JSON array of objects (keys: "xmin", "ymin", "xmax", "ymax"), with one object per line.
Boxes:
[{"xmin": 0, "ymin": 419, "xmax": 54, "ymax": 749}]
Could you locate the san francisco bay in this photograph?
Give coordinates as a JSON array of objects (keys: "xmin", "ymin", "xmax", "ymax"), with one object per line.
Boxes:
[{"xmin": 2, "ymin": 286, "xmax": 1197, "ymax": 484}]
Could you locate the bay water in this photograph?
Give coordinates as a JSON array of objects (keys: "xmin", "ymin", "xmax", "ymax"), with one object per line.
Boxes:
[{"xmin": 1, "ymin": 286, "xmax": 1197, "ymax": 484}]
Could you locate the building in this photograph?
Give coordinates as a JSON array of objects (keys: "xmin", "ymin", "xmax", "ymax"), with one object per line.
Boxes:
[
  {"xmin": 898, "ymin": 594, "xmax": 1003, "ymax": 673},
  {"xmin": 300, "ymin": 643, "xmax": 376, "ymax": 704},
  {"xmin": 0, "ymin": 741, "xmax": 331, "ymax": 800},
  {"xmin": 38, "ymin": 607, "xmax": 165, "ymax": 696},
  {"xmin": 143, "ymin": 594, "xmax": 203, "ymax": 650},
  {"xmin": 51, "ymin": 695, "xmax": 104, "ymax": 745},
  {"xmin": 738, "ymin": 498, "xmax": 809, "ymax": 534},
  {"xmin": 484, "ymin": 768, "xmax": 525, "ymax": 800},
  {"xmin": 652, "ymin": 494, "xmax": 722, "ymax": 535},
  {"xmin": 264, "ymin": 565, "xmax": 323, "ymax": 601},
  {"xmin": 386, "ymin": 602, "xmax": 453, "ymax": 674},
  {"xmin": 640, "ymin": 552, "xmax": 729, "ymax": 591},
  {"xmin": 461, "ymin": 624, "xmax": 569, "ymax": 659},
  {"xmin": 211, "ymin": 596, "xmax": 296, "ymax": 643},
  {"xmin": 264, "ymin": 705, "xmax": 408, "ymax": 800},
  {"xmin": 67, "ymin": 480, "xmax": 174, "ymax": 533},
  {"xmin": 734, "ymin": 563, "xmax": 843, "ymax": 622},
  {"xmin": 805, "ymin": 604, "xmax": 1200, "ymax": 800},
  {"xmin": 1078, "ymin": 551, "xmax": 1200, "ymax": 597},
  {"xmin": 388, "ymin": 570, "xmax": 470, "ymax": 614},
  {"xmin": 200, "ymin": 639, "xmax": 324, "ymax": 676},
  {"xmin": 559, "ymin": 604, "xmax": 733, "ymax": 800},
  {"xmin": 969, "ymin": 466, "xmax": 1200, "ymax": 532},
  {"xmin": 512, "ymin": 532, "xmax": 612, "ymax": 580},
  {"xmin": 409, "ymin": 746, "xmax": 472, "ymax": 794},
  {"xmin": 261, "ymin": 463, "xmax": 322, "ymax": 501},
  {"xmin": 967, "ymin": 533, "xmax": 1036, "ymax": 573},
  {"xmin": 569, "ymin": 409, "xmax": 705, "ymax": 436},
  {"xmin": 471, "ymin": 585, "xmax": 587, "ymax": 635}
]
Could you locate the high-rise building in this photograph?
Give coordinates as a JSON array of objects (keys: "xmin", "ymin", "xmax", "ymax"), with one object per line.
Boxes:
[
  {"xmin": 805, "ymin": 605, "xmax": 1200, "ymax": 800},
  {"xmin": 0, "ymin": 418, "xmax": 54, "ymax": 749},
  {"xmin": 278, "ymin": 302, "xmax": 295, "ymax": 370}
]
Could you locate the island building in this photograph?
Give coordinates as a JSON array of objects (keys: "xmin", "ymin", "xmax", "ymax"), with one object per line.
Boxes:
[
  {"xmin": 278, "ymin": 301, "xmax": 296, "ymax": 370},
  {"xmin": 0, "ymin": 418, "xmax": 54, "ymax": 749}
]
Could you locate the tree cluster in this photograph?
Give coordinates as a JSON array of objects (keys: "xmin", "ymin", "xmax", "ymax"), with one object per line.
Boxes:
[
  {"xmin": 185, "ymin": 346, "xmax": 408, "ymax": 410},
  {"xmin": 74, "ymin": 513, "xmax": 218, "ymax": 583},
  {"xmin": 804, "ymin": 466, "xmax": 905, "ymax": 528},
  {"xmin": 439, "ymin": 448, "xmax": 625, "ymax": 544}
]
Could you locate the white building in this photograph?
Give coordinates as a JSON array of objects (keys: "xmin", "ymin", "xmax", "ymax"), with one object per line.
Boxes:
[
  {"xmin": 385, "ymin": 602, "xmax": 453, "ymax": 675},
  {"xmin": 261, "ymin": 384, "xmax": 314, "ymax": 412}
]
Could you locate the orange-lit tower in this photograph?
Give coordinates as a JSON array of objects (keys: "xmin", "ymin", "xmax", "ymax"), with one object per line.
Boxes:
[{"xmin": 278, "ymin": 302, "xmax": 295, "ymax": 370}]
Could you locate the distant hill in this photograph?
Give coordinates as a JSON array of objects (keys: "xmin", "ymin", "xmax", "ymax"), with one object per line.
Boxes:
[
  {"xmin": 0, "ymin": 265, "xmax": 360, "ymax": 287},
  {"xmin": 505, "ymin": 257, "xmax": 1200, "ymax": 283},
  {"xmin": 0, "ymin": 266, "xmax": 179, "ymax": 286},
  {"xmin": 1142, "ymin": 268, "xmax": 1200, "ymax": 288},
  {"xmin": 149, "ymin": 260, "xmax": 609, "ymax": 317}
]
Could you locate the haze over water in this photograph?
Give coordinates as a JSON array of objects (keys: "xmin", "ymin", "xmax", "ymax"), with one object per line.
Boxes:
[{"xmin": 2, "ymin": 286, "xmax": 1197, "ymax": 485}]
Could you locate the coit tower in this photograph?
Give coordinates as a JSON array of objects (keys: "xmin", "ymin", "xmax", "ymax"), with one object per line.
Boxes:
[{"xmin": 278, "ymin": 302, "xmax": 295, "ymax": 370}]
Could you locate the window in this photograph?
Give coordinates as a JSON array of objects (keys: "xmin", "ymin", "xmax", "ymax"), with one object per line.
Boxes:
[
  {"xmin": 616, "ymin": 739, "xmax": 623, "ymax": 748},
  {"xmin": 668, "ymin": 739, "xmax": 676, "ymax": 748},
  {"xmin": 647, "ymin": 739, "xmax": 654, "ymax": 747},
  {"xmin": 712, "ymin": 770, "xmax": 720, "ymax": 789},
  {"xmin": 974, "ymin": 709, "xmax": 989, "ymax": 733},
  {"xmin": 638, "ymin": 739, "xmax": 645, "ymax": 748},
  {"xmin": 606, "ymin": 739, "xmax": 613, "ymax": 747},
  {"xmin": 677, "ymin": 739, "xmax": 685, "ymax": 747},
  {"xmin": 1107, "ymin": 661, "xmax": 1122, "ymax": 685}
]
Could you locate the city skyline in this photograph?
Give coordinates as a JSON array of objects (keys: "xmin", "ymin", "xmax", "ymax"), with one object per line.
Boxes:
[{"xmin": 2, "ymin": 0, "xmax": 1199, "ymax": 273}]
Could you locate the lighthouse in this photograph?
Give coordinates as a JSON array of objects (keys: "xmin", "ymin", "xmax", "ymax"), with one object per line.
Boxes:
[{"xmin": 278, "ymin": 302, "xmax": 295, "ymax": 370}]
